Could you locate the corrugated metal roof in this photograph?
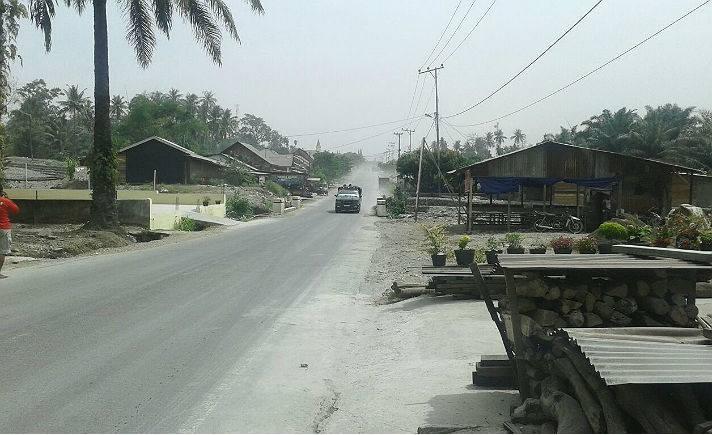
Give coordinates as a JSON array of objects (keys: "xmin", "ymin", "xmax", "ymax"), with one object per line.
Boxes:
[
  {"xmin": 119, "ymin": 136, "xmax": 219, "ymax": 165},
  {"xmin": 563, "ymin": 327, "xmax": 712, "ymax": 385}
]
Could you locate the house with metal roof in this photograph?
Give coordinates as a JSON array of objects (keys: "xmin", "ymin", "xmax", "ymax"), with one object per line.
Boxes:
[
  {"xmin": 449, "ymin": 140, "xmax": 712, "ymax": 228},
  {"xmin": 220, "ymin": 139, "xmax": 308, "ymax": 177},
  {"xmin": 118, "ymin": 136, "xmax": 225, "ymax": 184}
]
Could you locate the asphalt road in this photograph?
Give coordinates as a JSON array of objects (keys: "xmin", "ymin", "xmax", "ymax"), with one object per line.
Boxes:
[{"xmin": 0, "ymin": 165, "xmax": 381, "ymax": 433}]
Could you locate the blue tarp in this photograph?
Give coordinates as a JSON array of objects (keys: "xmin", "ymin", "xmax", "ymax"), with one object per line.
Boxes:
[{"xmin": 474, "ymin": 176, "xmax": 621, "ymax": 195}]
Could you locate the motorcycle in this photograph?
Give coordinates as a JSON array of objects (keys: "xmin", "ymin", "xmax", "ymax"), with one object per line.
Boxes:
[{"xmin": 533, "ymin": 211, "xmax": 584, "ymax": 234}]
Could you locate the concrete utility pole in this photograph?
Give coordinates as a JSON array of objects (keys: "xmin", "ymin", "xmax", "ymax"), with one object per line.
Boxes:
[
  {"xmin": 402, "ymin": 128, "xmax": 415, "ymax": 152},
  {"xmin": 414, "ymin": 137, "xmax": 426, "ymax": 222},
  {"xmin": 393, "ymin": 132, "xmax": 403, "ymax": 161},
  {"xmin": 419, "ymin": 64, "xmax": 444, "ymax": 196}
]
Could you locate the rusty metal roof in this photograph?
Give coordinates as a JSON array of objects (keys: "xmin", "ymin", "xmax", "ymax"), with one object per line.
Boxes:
[{"xmin": 563, "ymin": 327, "xmax": 712, "ymax": 385}]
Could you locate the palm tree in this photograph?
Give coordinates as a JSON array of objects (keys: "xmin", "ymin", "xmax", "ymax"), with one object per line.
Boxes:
[
  {"xmin": 167, "ymin": 88, "xmax": 182, "ymax": 103},
  {"xmin": 29, "ymin": 0, "xmax": 265, "ymax": 228},
  {"xmin": 207, "ymin": 104, "xmax": 223, "ymax": 139},
  {"xmin": 510, "ymin": 129, "xmax": 526, "ymax": 147},
  {"xmin": 60, "ymin": 84, "xmax": 90, "ymax": 119},
  {"xmin": 493, "ymin": 123, "xmax": 505, "ymax": 155},
  {"xmin": 110, "ymin": 95, "xmax": 127, "ymax": 120},
  {"xmin": 218, "ymin": 108, "xmax": 238, "ymax": 140},
  {"xmin": 0, "ymin": 0, "xmax": 27, "ymax": 118},
  {"xmin": 184, "ymin": 93, "xmax": 199, "ymax": 118},
  {"xmin": 580, "ymin": 107, "xmax": 639, "ymax": 153},
  {"xmin": 199, "ymin": 90, "xmax": 217, "ymax": 122}
]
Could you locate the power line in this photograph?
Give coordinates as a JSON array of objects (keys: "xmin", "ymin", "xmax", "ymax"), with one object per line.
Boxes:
[
  {"xmin": 443, "ymin": 0, "xmax": 604, "ymax": 119},
  {"xmin": 430, "ymin": 0, "xmax": 480, "ymax": 66},
  {"xmin": 403, "ymin": 74, "xmax": 422, "ymax": 124},
  {"xmin": 324, "ymin": 115, "xmax": 427, "ymax": 152},
  {"xmin": 420, "ymin": 0, "xmax": 464, "ymax": 70},
  {"xmin": 441, "ymin": 0, "xmax": 498, "ymax": 65},
  {"xmin": 288, "ymin": 114, "xmax": 422, "ymax": 138},
  {"xmin": 450, "ymin": 0, "xmax": 711, "ymax": 128}
]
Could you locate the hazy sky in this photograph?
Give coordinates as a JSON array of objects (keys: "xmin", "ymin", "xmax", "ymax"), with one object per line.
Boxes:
[{"xmin": 12, "ymin": 1, "xmax": 712, "ymax": 158}]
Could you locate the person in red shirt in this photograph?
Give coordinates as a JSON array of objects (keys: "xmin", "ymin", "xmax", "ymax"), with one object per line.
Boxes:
[{"xmin": 0, "ymin": 189, "xmax": 20, "ymax": 279}]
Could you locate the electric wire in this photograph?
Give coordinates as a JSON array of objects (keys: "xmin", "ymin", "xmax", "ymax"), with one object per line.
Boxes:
[
  {"xmin": 443, "ymin": 0, "xmax": 604, "ymax": 119},
  {"xmin": 429, "ymin": 0, "xmax": 480, "ymax": 67},
  {"xmin": 450, "ymin": 0, "xmax": 711, "ymax": 128},
  {"xmin": 324, "ymin": 115, "xmax": 427, "ymax": 152},
  {"xmin": 420, "ymin": 0, "xmax": 464, "ymax": 70},
  {"xmin": 441, "ymin": 0, "xmax": 498, "ymax": 65},
  {"xmin": 288, "ymin": 115, "xmax": 422, "ymax": 138}
]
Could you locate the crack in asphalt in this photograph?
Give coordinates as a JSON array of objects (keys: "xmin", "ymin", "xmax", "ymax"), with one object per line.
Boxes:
[{"xmin": 311, "ymin": 379, "xmax": 341, "ymax": 434}]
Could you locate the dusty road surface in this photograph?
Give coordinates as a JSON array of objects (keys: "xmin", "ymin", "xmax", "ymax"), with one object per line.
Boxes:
[{"xmin": 0, "ymin": 164, "xmax": 514, "ymax": 433}]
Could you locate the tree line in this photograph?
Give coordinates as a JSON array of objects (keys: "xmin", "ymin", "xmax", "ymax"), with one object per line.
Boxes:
[
  {"xmin": 2, "ymin": 79, "xmax": 292, "ymax": 160},
  {"xmin": 396, "ymin": 103, "xmax": 712, "ymax": 193}
]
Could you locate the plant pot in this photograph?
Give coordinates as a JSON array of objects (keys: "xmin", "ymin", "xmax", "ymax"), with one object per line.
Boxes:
[
  {"xmin": 701, "ymin": 244, "xmax": 712, "ymax": 252},
  {"xmin": 202, "ymin": 201, "xmax": 209, "ymax": 206},
  {"xmin": 598, "ymin": 243, "xmax": 613, "ymax": 254},
  {"xmin": 485, "ymin": 250, "xmax": 501, "ymax": 265},
  {"xmin": 529, "ymin": 247, "xmax": 547, "ymax": 254},
  {"xmin": 431, "ymin": 253, "xmax": 447, "ymax": 267},
  {"xmin": 579, "ymin": 249, "xmax": 596, "ymax": 254},
  {"xmin": 454, "ymin": 249, "xmax": 476, "ymax": 266},
  {"xmin": 507, "ymin": 246, "xmax": 525, "ymax": 254},
  {"xmin": 553, "ymin": 247, "xmax": 573, "ymax": 254}
]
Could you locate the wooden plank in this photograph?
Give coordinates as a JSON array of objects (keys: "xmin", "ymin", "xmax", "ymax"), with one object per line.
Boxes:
[
  {"xmin": 504, "ymin": 268, "xmax": 530, "ymax": 399},
  {"xmin": 612, "ymin": 244, "xmax": 712, "ymax": 264}
]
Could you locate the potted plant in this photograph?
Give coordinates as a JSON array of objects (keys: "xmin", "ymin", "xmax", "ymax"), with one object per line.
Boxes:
[
  {"xmin": 484, "ymin": 236, "xmax": 503, "ymax": 265},
  {"xmin": 700, "ymin": 231, "xmax": 712, "ymax": 251},
  {"xmin": 529, "ymin": 240, "xmax": 547, "ymax": 254},
  {"xmin": 575, "ymin": 236, "xmax": 598, "ymax": 254},
  {"xmin": 454, "ymin": 235, "xmax": 476, "ymax": 266},
  {"xmin": 505, "ymin": 232, "xmax": 525, "ymax": 254},
  {"xmin": 202, "ymin": 196, "xmax": 211, "ymax": 206},
  {"xmin": 422, "ymin": 223, "xmax": 449, "ymax": 266},
  {"xmin": 625, "ymin": 223, "xmax": 652, "ymax": 245},
  {"xmin": 551, "ymin": 237, "xmax": 574, "ymax": 254},
  {"xmin": 595, "ymin": 222, "xmax": 628, "ymax": 254}
]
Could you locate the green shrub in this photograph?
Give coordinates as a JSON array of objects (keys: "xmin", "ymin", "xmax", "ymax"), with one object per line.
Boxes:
[
  {"xmin": 226, "ymin": 195, "xmax": 254, "ymax": 220},
  {"xmin": 700, "ymin": 231, "xmax": 712, "ymax": 245},
  {"xmin": 265, "ymin": 180, "xmax": 290, "ymax": 197},
  {"xmin": 386, "ymin": 185, "xmax": 408, "ymax": 218},
  {"xmin": 65, "ymin": 157, "xmax": 78, "ymax": 180},
  {"xmin": 486, "ymin": 236, "xmax": 503, "ymax": 251},
  {"xmin": 221, "ymin": 163, "xmax": 256, "ymax": 186},
  {"xmin": 596, "ymin": 222, "xmax": 628, "ymax": 241},
  {"xmin": 176, "ymin": 217, "xmax": 203, "ymax": 231},
  {"xmin": 421, "ymin": 223, "xmax": 449, "ymax": 255}
]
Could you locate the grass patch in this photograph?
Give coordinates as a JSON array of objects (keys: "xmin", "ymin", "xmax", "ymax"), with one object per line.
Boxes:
[
  {"xmin": 175, "ymin": 217, "xmax": 204, "ymax": 231},
  {"xmin": 226, "ymin": 195, "xmax": 254, "ymax": 220},
  {"xmin": 265, "ymin": 180, "xmax": 290, "ymax": 197}
]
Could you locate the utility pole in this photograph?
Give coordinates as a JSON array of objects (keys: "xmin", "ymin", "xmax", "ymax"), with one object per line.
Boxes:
[
  {"xmin": 419, "ymin": 64, "xmax": 444, "ymax": 196},
  {"xmin": 402, "ymin": 128, "xmax": 415, "ymax": 152},
  {"xmin": 393, "ymin": 132, "xmax": 403, "ymax": 161},
  {"xmin": 414, "ymin": 137, "xmax": 426, "ymax": 222},
  {"xmin": 388, "ymin": 141, "xmax": 395, "ymax": 162}
]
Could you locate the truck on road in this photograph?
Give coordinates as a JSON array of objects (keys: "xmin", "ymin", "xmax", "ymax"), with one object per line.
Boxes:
[{"xmin": 335, "ymin": 185, "xmax": 362, "ymax": 213}]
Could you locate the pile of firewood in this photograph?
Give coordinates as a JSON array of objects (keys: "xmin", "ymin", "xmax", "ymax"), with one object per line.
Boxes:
[
  {"xmin": 499, "ymin": 270, "xmax": 712, "ymax": 433},
  {"xmin": 500, "ymin": 270, "xmax": 700, "ymax": 333},
  {"xmin": 509, "ymin": 333, "xmax": 712, "ymax": 433}
]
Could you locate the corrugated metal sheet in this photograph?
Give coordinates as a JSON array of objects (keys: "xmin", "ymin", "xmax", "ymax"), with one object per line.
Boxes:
[{"xmin": 563, "ymin": 327, "xmax": 712, "ymax": 385}]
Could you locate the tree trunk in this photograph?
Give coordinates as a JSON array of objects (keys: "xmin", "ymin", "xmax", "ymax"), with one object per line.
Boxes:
[{"xmin": 89, "ymin": 0, "xmax": 119, "ymax": 229}]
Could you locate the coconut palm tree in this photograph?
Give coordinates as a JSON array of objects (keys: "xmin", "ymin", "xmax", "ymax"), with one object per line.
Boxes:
[
  {"xmin": 218, "ymin": 108, "xmax": 238, "ymax": 140},
  {"xmin": 60, "ymin": 85, "xmax": 91, "ymax": 119},
  {"xmin": 184, "ymin": 93, "xmax": 199, "ymax": 118},
  {"xmin": 110, "ymin": 95, "xmax": 127, "ymax": 120},
  {"xmin": 510, "ymin": 129, "xmax": 526, "ymax": 147},
  {"xmin": 28, "ymin": 0, "xmax": 265, "ymax": 228},
  {"xmin": 167, "ymin": 88, "xmax": 182, "ymax": 103},
  {"xmin": 198, "ymin": 90, "xmax": 217, "ymax": 122},
  {"xmin": 579, "ymin": 107, "xmax": 639, "ymax": 153},
  {"xmin": 0, "ymin": 0, "xmax": 27, "ymax": 118}
]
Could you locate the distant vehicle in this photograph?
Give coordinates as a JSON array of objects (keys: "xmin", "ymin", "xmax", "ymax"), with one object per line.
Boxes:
[
  {"xmin": 335, "ymin": 184, "xmax": 362, "ymax": 213},
  {"xmin": 532, "ymin": 211, "xmax": 583, "ymax": 233}
]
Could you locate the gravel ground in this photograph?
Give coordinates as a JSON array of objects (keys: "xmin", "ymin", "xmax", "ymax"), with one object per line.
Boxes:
[{"xmin": 370, "ymin": 206, "xmax": 576, "ymax": 302}]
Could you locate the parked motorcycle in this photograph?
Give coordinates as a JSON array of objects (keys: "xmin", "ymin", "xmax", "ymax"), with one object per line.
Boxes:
[{"xmin": 533, "ymin": 211, "xmax": 584, "ymax": 234}]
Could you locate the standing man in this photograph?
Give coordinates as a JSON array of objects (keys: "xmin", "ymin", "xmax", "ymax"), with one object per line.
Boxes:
[{"xmin": 0, "ymin": 190, "xmax": 20, "ymax": 279}]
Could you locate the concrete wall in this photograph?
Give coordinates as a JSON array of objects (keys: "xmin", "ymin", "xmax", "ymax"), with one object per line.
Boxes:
[
  {"xmin": 195, "ymin": 203, "xmax": 226, "ymax": 218},
  {"xmin": 5, "ymin": 189, "xmax": 226, "ymax": 205},
  {"xmin": 12, "ymin": 199, "xmax": 151, "ymax": 227}
]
